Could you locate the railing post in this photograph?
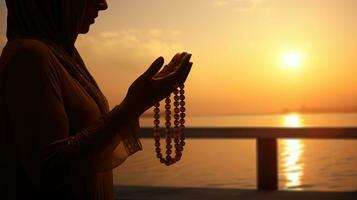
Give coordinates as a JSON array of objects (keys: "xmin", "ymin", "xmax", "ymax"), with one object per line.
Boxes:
[{"xmin": 257, "ymin": 138, "xmax": 278, "ymax": 190}]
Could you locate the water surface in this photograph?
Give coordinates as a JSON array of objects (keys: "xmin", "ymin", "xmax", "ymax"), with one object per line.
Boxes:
[{"xmin": 114, "ymin": 113, "xmax": 357, "ymax": 191}]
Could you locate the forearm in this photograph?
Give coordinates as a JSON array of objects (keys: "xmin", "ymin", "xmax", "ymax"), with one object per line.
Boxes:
[{"xmin": 40, "ymin": 102, "xmax": 142, "ymax": 190}]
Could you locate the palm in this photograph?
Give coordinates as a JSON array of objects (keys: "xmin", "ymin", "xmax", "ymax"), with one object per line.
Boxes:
[{"xmin": 124, "ymin": 52, "xmax": 193, "ymax": 118}]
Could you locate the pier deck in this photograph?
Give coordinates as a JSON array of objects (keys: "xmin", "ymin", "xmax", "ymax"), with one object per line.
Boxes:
[{"xmin": 115, "ymin": 186, "xmax": 357, "ymax": 200}]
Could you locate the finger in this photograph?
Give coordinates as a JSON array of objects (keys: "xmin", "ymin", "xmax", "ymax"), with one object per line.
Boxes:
[
  {"xmin": 159, "ymin": 52, "xmax": 186, "ymax": 75},
  {"xmin": 170, "ymin": 61, "xmax": 193, "ymax": 85},
  {"xmin": 170, "ymin": 52, "xmax": 185, "ymax": 66},
  {"xmin": 179, "ymin": 62, "xmax": 193, "ymax": 84},
  {"xmin": 155, "ymin": 55, "xmax": 192, "ymax": 84},
  {"xmin": 175, "ymin": 53, "xmax": 192, "ymax": 72},
  {"xmin": 142, "ymin": 57, "xmax": 164, "ymax": 79},
  {"xmin": 170, "ymin": 52, "xmax": 187, "ymax": 67},
  {"xmin": 154, "ymin": 52, "xmax": 188, "ymax": 79},
  {"xmin": 165, "ymin": 54, "xmax": 192, "ymax": 81}
]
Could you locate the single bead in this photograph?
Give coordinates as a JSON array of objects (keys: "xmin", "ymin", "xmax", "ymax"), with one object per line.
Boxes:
[
  {"xmin": 166, "ymin": 144, "xmax": 172, "ymax": 149},
  {"xmin": 180, "ymin": 101, "xmax": 185, "ymax": 106},
  {"xmin": 154, "ymin": 119, "xmax": 160, "ymax": 125},
  {"xmin": 165, "ymin": 104, "xmax": 171, "ymax": 109},
  {"xmin": 174, "ymin": 138, "xmax": 180, "ymax": 143},
  {"xmin": 180, "ymin": 85, "xmax": 185, "ymax": 89},
  {"xmin": 166, "ymin": 149, "xmax": 172, "ymax": 155},
  {"xmin": 155, "ymin": 102, "xmax": 160, "ymax": 107},
  {"xmin": 174, "ymin": 108, "xmax": 180, "ymax": 113},
  {"xmin": 179, "ymin": 89, "xmax": 185, "ymax": 95},
  {"xmin": 155, "ymin": 142, "xmax": 160, "ymax": 147},
  {"xmin": 174, "ymin": 113, "xmax": 180, "ymax": 118},
  {"xmin": 154, "ymin": 113, "xmax": 160, "ymax": 119},
  {"xmin": 174, "ymin": 96, "xmax": 180, "ymax": 101},
  {"xmin": 165, "ymin": 98, "xmax": 171, "ymax": 103},
  {"xmin": 165, "ymin": 122, "xmax": 171, "ymax": 127},
  {"xmin": 160, "ymin": 158, "xmax": 165, "ymax": 163},
  {"xmin": 166, "ymin": 155, "xmax": 172, "ymax": 160},
  {"xmin": 155, "ymin": 148, "xmax": 161, "ymax": 153},
  {"xmin": 154, "ymin": 107, "xmax": 160, "ymax": 113},
  {"xmin": 180, "ymin": 107, "xmax": 186, "ymax": 112},
  {"xmin": 180, "ymin": 119, "xmax": 185, "ymax": 124},
  {"xmin": 156, "ymin": 153, "xmax": 163, "ymax": 158},
  {"xmin": 166, "ymin": 138, "xmax": 172, "ymax": 143},
  {"xmin": 165, "ymin": 110, "xmax": 171, "ymax": 114},
  {"xmin": 173, "ymin": 89, "xmax": 179, "ymax": 95},
  {"xmin": 174, "ymin": 120, "xmax": 180, "ymax": 126},
  {"xmin": 174, "ymin": 102, "xmax": 180, "ymax": 107},
  {"xmin": 181, "ymin": 141, "xmax": 186, "ymax": 146},
  {"xmin": 165, "ymin": 115, "xmax": 171, "ymax": 121},
  {"xmin": 180, "ymin": 95, "xmax": 186, "ymax": 100},
  {"xmin": 180, "ymin": 113, "xmax": 186, "ymax": 118}
]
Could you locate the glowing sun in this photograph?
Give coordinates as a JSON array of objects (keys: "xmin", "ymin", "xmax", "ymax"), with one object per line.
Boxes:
[{"xmin": 282, "ymin": 52, "xmax": 303, "ymax": 69}]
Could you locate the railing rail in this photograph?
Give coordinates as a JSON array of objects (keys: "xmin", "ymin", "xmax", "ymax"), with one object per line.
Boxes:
[{"xmin": 140, "ymin": 127, "xmax": 357, "ymax": 190}]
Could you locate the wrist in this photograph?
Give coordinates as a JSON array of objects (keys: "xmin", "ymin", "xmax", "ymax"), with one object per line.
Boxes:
[{"xmin": 120, "ymin": 96, "xmax": 140, "ymax": 120}]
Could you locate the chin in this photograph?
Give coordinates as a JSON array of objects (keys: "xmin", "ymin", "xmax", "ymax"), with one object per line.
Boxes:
[{"xmin": 79, "ymin": 25, "xmax": 91, "ymax": 34}]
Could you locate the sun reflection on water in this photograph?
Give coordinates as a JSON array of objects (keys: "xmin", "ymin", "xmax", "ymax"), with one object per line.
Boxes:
[
  {"xmin": 283, "ymin": 113, "xmax": 303, "ymax": 127},
  {"xmin": 281, "ymin": 114, "xmax": 305, "ymax": 190}
]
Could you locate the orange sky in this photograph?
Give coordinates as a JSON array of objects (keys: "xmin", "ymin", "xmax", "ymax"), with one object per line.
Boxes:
[{"xmin": 1, "ymin": 0, "xmax": 357, "ymax": 115}]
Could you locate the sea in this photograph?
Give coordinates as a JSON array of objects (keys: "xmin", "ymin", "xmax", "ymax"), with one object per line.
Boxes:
[{"xmin": 113, "ymin": 113, "xmax": 357, "ymax": 191}]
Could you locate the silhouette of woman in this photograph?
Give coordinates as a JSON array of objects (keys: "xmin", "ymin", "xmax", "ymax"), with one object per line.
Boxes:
[{"xmin": 0, "ymin": 0, "xmax": 193, "ymax": 199}]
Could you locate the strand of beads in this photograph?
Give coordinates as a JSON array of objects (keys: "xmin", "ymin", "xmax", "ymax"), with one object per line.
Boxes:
[{"xmin": 154, "ymin": 84, "xmax": 186, "ymax": 166}]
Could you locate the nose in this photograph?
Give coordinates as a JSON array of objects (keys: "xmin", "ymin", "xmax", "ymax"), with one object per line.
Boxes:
[{"xmin": 97, "ymin": 0, "xmax": 108, "ymax": 10}]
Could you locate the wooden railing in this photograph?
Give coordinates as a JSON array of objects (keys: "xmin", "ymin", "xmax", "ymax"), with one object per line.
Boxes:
[{"xmin": 140, "ymin": 127, "xmax": 357, "ymax": 190}]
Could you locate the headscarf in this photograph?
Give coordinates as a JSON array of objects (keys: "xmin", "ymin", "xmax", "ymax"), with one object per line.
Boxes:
[{"xmin": 5, "ymin": 0, "xmax": 109, "ymax": 115}]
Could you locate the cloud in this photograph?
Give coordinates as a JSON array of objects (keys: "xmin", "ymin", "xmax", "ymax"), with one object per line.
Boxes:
[
  {"xmin": 214, "ymin": 0, "xmax": 264, "ymax": 12},
  {"xmin": 215, "ymin": 0, "xmax": 229, "ymax": 6},
  {"xmin": 77, "ymin": 28, "xmax": 183, "ymax": 64},
  {"xmin": 77, "ymin": 29, "xmax": 182, "ymax": 63},
  {"xmin": 148, "ymin": 28, "xmax": 162, "ymax": 37}
]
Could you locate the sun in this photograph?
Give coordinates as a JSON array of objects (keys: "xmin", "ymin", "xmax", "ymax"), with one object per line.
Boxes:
[{"xmin": 282, "ymin": 51, "xmax": 303, "ymax": 69}]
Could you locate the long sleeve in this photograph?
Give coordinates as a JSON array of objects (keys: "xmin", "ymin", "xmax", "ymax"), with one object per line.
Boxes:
[{"xmin": 2, "ymin": 43, "xmax": 142, "ymax": 193}]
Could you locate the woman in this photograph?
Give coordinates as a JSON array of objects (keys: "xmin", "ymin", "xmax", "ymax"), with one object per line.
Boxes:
[{"xmin": 0, "ymin": 0, "xmax": 193, "ymax": 199}]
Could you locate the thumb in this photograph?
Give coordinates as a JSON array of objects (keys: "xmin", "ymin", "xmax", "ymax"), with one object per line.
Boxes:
[{"xmin": 142, "ymin": 57, "xmax": 164, "ymax": 79}]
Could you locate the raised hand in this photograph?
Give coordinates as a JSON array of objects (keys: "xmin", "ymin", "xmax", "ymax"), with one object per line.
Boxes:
[{"xmin": 122, "ymin": 52, "xmax": 193, "ymax": 118}]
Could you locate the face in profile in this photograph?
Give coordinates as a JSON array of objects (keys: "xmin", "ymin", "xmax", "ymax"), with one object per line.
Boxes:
[{"xmin": 79, "ymin": 0, "xmax": 108, "ymax": 34}]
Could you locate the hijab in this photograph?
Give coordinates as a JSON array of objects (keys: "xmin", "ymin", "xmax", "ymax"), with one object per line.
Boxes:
[{"xmin": 4, "ymin": 0, "xmax": 109, "ymax": 115}]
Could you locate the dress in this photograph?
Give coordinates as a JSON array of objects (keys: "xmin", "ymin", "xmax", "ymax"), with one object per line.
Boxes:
[{"xmin": 0, "ymin": 39, "xmax": 142, "ymax": 200}]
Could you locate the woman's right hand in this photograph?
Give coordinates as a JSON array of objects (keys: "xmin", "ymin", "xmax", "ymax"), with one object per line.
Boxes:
[{"xmin": 122, "ymin": 52, "xmax": 193, "ymax": 119}]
